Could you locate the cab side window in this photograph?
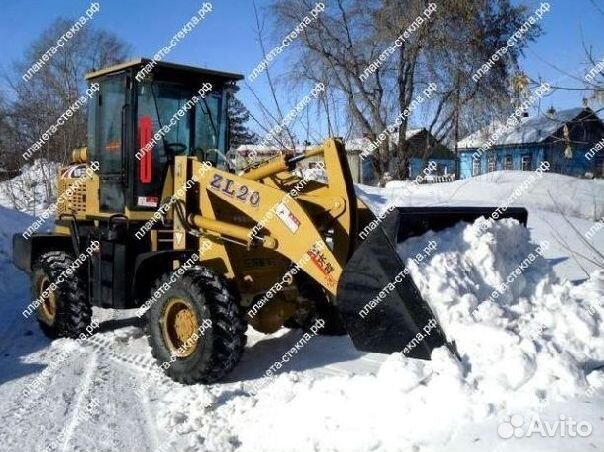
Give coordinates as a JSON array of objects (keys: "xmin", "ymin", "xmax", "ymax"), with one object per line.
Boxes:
[{"xmin": 98, "ymin": 77, "xmax": 124, "ymax": 174}]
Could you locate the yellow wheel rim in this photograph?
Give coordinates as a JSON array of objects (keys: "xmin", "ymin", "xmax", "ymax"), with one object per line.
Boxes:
[
  {"xmin": 38, "ymin": 276, "xmax": 57, "ymax": 326},
  {"xmin": 161, "ymin": 298, "xmax": 200, "ymax": 357}
]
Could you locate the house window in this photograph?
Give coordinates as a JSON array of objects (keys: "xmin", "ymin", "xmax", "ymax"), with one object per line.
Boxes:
[
  {"xmin": 487, "ymin": 156, "xmax": 496, "ymax": 173},
  {"xmin": 472, "ymin": 158, "xmax": 481, "ymax": 176},
  {"xmin": 521, "ymin": 155, "xmax": 531, "ymax": 171},
  {"xmin": 504, "ymin": 156, "xmax": 513, "ymax": 171},
  {"xmin": 596, "ymin": 157, "xmax": 604, "ymax": 178}
]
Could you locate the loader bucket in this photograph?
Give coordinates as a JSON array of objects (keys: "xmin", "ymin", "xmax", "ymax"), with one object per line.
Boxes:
[{"xmin": 336, "ymin": 206, "xmax": 528, "ymax": 359}]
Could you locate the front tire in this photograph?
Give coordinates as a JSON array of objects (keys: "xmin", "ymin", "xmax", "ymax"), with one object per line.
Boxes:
[
  {"xmin": 31, "ymin": 251, "xmax": 91, "ymax": 339},
  {"xmin": 146, "ymin": 267, "xmax": 247, "ymax": 384},
  {"xmin": 294, "ymin": 272, "xmax": 347, "ymax": 336}
]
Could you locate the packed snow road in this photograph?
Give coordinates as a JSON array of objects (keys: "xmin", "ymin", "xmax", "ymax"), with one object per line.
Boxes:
[{"xmin": 0, "ymin": 172, "xmax": 603, "ymax": 452}]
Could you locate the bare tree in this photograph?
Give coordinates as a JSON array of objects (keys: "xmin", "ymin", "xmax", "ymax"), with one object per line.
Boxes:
[
  {"xmin": 584, "ymin": 0, "xmax": 604, "ymax": 106},
  {"xmin": 245, "ymin": 0, "xmax": 300, "ymax": 150},
  {"xmin": 7, "ymin": 19, "xmax": 131, "ymax": 166},
  {"xmin": 0, "ymin": 93, "xmax": 16, "ymax": 177},
  {"xmin": 0, "ymin": 19, "xmax": 130, "ymax": 211},
  {"xmin": 271, "ymin": 0, "xmax": 540, "ymax": 179}
]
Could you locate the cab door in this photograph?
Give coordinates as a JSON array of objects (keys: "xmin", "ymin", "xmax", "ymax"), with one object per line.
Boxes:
[
  {"xmin": 94, "ymin": 74, "xmax": 130, "ymax": 213},
  {"xmin": 129, "ymin": 81, "xmax": 175, "ymax": 211}
]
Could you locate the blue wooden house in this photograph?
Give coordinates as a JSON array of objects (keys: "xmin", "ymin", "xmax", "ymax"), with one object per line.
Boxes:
[
  {"xmin": 405, "ymin": 128, "xmax": 456, "ymax": 178},
  {"xmin": 457, "ymin": 107, "xmax": 604, "ymax": 179},
  {"xmin": 346, "ymin": 128, "xmax": 456, "ymax": 184}
]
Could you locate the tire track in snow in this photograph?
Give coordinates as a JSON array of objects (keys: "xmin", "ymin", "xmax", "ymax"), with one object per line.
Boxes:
[
  {"xmin": 78, "ymin": 333, "xmax": 163, "ymax": 451},
  {"xmin": 0, "ymin": 345, "xmax": 94, "ymax": 452},
  {"xmin": 0, "ymin": 330, "xmax": 161, "ymax": 452},
  {"xmin": 59, "ymin": 353, "xmax": 98, "ymax": 452},
  {"xmin": 85, "ymin": 333, "xmax": 172, "ymax": 384},
  {"xmin": 67, "ymin": 355, "xmax": 125, "ymax": 452},
  {"xmin": 137, "ymin": 381, "xmax": 162, "ymax": 451},
  {"xmin": 0, "ymin": 373, "xmax": 54, "ymax": 451}
]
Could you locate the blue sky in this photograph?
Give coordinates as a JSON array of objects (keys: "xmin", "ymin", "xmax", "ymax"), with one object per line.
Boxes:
[
  {"xmin": 0, "ymin": 0, "xmax": 602, "ymax": 139},
  {"xmin": 0, "ymin": 1, "xmax": 274, "ymax": 107},
  {"xmin": 517, "ymin": 0, "xmax": 604, "ymax": 111}
]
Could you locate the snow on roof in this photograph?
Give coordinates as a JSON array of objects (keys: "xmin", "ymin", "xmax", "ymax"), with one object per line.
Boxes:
[
  {"xmin": 457, "ymin": 107, "xmax": 590, "ymax": 149},
  {"xmin": 404, "ymin": 128, "xmax": 423, "ymax": 141},
  {"xmin": 345, "ymin": 129, "xmax": 424, "ymax": 151},
  {"xmin": 456, "ymin": 120, "xmax": 506, "ymax": 149}
]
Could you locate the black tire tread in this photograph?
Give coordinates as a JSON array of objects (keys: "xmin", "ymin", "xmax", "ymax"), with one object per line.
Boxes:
[
  {"xmin": 147, "ymin": 266, "xmax": 247, "ymax": 384},
  {"xmin": 32, "ymin": 251, "xmax": 91, "ymax": 339}
]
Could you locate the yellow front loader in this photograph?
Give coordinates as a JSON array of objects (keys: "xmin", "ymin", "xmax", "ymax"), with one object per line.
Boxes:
[{"xmin": 13, "ymin": 59, "xmax": 528, "ymax": 383}]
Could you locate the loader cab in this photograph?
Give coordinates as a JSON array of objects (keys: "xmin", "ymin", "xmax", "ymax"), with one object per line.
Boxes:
[{"xmin": 85, "ymin": 58, "xmax": 243, "ymax": 213}]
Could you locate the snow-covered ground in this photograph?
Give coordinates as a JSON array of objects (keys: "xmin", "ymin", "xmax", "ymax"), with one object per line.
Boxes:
[{"xmin": 0, "ymin": 171, "xmax": 603, "ymax": 452}]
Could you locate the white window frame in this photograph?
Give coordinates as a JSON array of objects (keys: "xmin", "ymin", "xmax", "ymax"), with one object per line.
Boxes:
[
  {"xmin": 472, "ymin": 158, "xmax": 481, "ymax": 176},
  {"xmin": 504, "ymin": 156, "xmax": 513, "ymax": 171},
  {"xmin": 521, "ymin": 155, "xmax": 531, "ymax": 171},
  {"xmin": 487, "ymin": 156, "xmax": 496, "ymax": 173}
]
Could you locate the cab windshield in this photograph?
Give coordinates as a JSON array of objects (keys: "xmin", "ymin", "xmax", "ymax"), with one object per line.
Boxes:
[{"xmin": 137, "ymin": 80, "xmax": 226, "ymax": 166}]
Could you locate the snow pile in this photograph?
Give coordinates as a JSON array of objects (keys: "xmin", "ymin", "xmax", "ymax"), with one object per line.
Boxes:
[
  {"xmin": 0, "ymin": 159, "xmax": 60, "ymax": 215},
  {"xmin": 0, "ymin": 206, "xmax": 32, "ymax": 299},
  {"xmin": 154, "ymin": 217, "xmax": 604, "ymax": 452},
  {"xmin": 398, "ymin": 217, "xmax": 604, "ymax": 408}
]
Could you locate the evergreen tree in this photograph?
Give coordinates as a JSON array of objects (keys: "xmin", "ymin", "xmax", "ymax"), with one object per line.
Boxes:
[{"xmin": 228, "ymin": 97, "xmax": 259, "ymax": 148}]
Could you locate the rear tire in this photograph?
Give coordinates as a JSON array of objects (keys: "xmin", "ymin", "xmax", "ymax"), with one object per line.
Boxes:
[
  {"xmin": 146, "ymin": 266, "xmax": 247, "ymax": 384},
  {"xmin": 31, "ymin": 251, "xmax": 91, "ymax": 339}
]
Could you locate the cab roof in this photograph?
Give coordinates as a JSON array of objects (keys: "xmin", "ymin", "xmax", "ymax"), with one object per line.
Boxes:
[{"xmin": 85, "ymin": 58, "xmax": 244, "ymax": 83}]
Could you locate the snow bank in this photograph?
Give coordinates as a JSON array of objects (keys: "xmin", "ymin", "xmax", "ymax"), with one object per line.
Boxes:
[
  {"xmin": 0, "ymin": 159, "xmax": 60, "ymax": 215},
  {"xmin": 155, "ymin": 218, "xmax": 604, "ymax": 452},
  {"xmin": 0, "ymin": 206, "xmax": 33, "ymax": 298},
  {"xmin": 365, "ymin": 171, "xmax": 604, "ymax": 221},
  {"xmin": 398, "ymin": 218, "xmax": 604, "ymax": 408}
]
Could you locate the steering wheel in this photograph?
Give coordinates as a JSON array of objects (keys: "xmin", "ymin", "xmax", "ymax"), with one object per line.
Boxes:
[{"xmin": 164, "ymin": 142, "xmax": 187, "ymax": 155}]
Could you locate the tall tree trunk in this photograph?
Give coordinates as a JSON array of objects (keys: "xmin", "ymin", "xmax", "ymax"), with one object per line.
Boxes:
[{"xmin": 396, "ymin": 44, "xmax": 416, "ymax": 180}]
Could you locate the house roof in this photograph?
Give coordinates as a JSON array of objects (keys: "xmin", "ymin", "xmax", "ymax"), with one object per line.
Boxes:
[
  {"xmin": 457, "ymin": 107, "xmax": 597, "ymax": 149},
  {"xmin": 346, "ymin": 129, "xmax": 455, "ymax": 159},
  {"xmin": 346, "ymin": 129, "xmax": 423, "ymax": 151}
]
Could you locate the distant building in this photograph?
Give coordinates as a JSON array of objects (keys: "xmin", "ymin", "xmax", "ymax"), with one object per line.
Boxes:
[
  {"xmin": 405, "ymin": 128, "xmax": 456, "ymax": 179},
  {"xmin": 231, "ymin": 128, "xmax": 455, "ymax": 185},
  {"xmin": 457, "ymin": 107, "xmax": 604, "ymax": 179},
  {"xmin": 346, "ymin": 128, "xmax": 455, "ymax": 184},
  {"xmin": 231, "ymin": 142, "xmax": 377, "ymax": 184}
]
